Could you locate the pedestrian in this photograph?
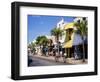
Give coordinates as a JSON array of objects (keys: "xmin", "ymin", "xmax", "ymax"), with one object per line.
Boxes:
[
  {"xmin": 45, "ymin": 46, "xmax": 48, "ymax": 56},
  {"xmin": 63, "ymin": 53, "xmax": 67, "ymax": 63}
]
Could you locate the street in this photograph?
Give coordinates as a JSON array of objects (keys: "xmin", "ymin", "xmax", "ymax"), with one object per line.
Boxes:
[{"xmin": 28, "ymin": 55, "xmax": 70, "ymax": 66}]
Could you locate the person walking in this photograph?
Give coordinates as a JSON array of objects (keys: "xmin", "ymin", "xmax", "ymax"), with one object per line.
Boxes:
[{"xmin": 45, "ymin": 46, "xmax": 48, "ymax": 56}]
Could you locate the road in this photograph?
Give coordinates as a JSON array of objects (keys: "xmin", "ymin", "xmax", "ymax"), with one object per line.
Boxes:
[{"xmin": 28, "ymin": 55, "xmax": 70, "ymax": 66}]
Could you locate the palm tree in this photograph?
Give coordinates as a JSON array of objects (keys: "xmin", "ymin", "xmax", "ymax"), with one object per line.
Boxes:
[
  {"xmin": 36, "ymin": 36, "xmax": 46, "ymax": 47},
  {"xmin": 74, "ymin": 17, "xmax": 87, "ymax": 62},
  {"xmin": 36, "ymin": 36, "xmax": 49, "ymax": 55},
  {"xmin": 40, "ymin": 36, "xmax": 49, "ymax": 46},
  {"xmin": 51, "ymin": 28, "xmax": 63, "ymax": 43},
  {"xmin": 51, "ymin": 27, "xmax": 63, "ymax": 54}
]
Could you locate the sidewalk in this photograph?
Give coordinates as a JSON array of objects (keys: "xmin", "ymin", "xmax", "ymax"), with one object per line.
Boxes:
[{"xmin": 33, "ymin": 54, "xmax": 88, "ymax": 65}]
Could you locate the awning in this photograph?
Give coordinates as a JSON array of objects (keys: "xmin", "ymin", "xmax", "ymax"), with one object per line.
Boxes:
[
  {"xmin": 63, "ymin": 33, "xmax": 74, "ymax": 48},
  {"xmin": 63, "ymin": 33, "xmax": 87, "ymax": 48},
  {"xmin": 63, "ymin": 40, "xmax": 73, "ymax": 48},
  {"xmin": 64, "ymin": 23, "xmax": 74, "ymax": 30}
]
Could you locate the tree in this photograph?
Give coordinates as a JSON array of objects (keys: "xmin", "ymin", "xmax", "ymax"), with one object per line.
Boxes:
[
  {"xmin": 51, "ymin": 27, "xmax": 63, "ymax": 54},
  {"xmin": 74, "ymin": 17, "xmax": 87, "ymax": 62},
  {"xmin": 31, "ymin": 42, "xmax": 36, "ymax": 53},
  {"xmin": 28, "ymin": 42, "xmax": 36, "ymax": 55},
  {"xmin": 36, "ymin": 36, "xmax": 48, "ymax": 46},
  {"xmin": 28, "ymin": 44, "xmax": 32, "ymax": 49},
  {"xmin": 51, "ymin": 28, "xmax": 63, "ymax": 43},
  {"xmin": 36, "ymin": 36, "xmax": 49, "ymax": 55}
]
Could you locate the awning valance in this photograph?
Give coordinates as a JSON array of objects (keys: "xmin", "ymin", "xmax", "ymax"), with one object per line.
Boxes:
[{"xmin": 64, "ymin": 23, "xmax": 74, "ymax": 30}]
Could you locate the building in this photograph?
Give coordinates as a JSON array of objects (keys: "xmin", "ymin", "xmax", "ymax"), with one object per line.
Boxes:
[
  {"xmin": 63, "ymin": 22, "xmax": 75, "ymax": 57},
  {"xmin": 63, "ymin": 17, "xmax": 88, "ymax": 59},
  {"xmin": 56, "ymin": 18, "xmax": 66, "ymax": 46}
]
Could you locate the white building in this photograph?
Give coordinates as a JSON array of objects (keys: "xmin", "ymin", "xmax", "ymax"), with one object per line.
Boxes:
[
  {"xmin": 57, "ymin": 18, "xmax": 65, "ymax": 29},
  {"xmin": 56, "ymin": 18, "xmax": 67, "ymax": 45}
]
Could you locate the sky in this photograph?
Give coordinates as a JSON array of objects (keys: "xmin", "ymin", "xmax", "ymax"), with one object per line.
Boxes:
[{"xmin": 28, "ymin": 15, "xmax": 76, "ymax": 43}]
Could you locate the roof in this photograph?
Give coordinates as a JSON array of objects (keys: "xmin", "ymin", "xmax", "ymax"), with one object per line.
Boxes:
[{"xmin": 64, "ymin": 22, "xmax": 74, "ymax": 30}]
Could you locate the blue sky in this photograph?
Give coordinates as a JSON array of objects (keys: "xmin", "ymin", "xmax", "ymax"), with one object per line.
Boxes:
[{"xmin": 28, "ymin": 15, "xmax": 75, "ymax": 43}]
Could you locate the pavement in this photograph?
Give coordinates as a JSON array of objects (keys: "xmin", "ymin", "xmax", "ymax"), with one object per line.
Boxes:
[
  {"xmin": 31, "ymin": 54, "xmax": 88, "ymax": 65},
  {"xmin": 28, "ymin": 55, "xmax": 71, "ymax": 66}
]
